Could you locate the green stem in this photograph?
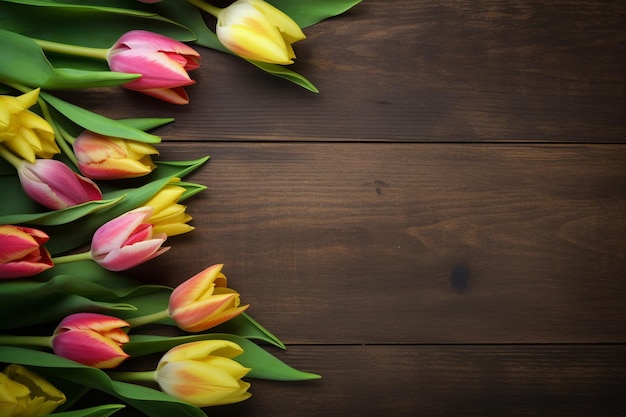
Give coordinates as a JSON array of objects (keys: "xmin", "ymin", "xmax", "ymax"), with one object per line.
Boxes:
[
  {"xmin": 33, "ymin": 38, "xmax": 109, "ymax": 61},
  {"xmin": 108, "ymin": 370, "xmax": 156, "ymax": 383},
  {"xmin": 126, "ymin": 309, "xmax": 170, "ymax": 328},
  {"xmin": 52, "ymin": 251, "xmax": 93, "ymax": 265},
  {"xmin": 0, "ymin": 335, "xmax": 52, "ymax": 348},
  {"xmin": 37, "ymin": 97, "xmax": 79, "ymax": 167},
  {"xmin": 186, "ymin": 0, "xmax": 222, "ymax": 17},
  {"xmin": 0, "ymin": 145, "xmax": 23, "ymax": 169}
]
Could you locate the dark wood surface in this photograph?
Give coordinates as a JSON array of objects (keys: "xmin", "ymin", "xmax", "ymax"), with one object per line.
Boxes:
[{"xmin": 60, "ymin": 1, "xmax": 626, "ymax": 416}]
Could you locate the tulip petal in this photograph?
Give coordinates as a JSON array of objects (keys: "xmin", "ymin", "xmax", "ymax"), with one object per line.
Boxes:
[
  {"xmin": 218, "ymin": 24, "xmax": 293, "ymax": 64},
  {"xmin": 131, "ymin": 87, "xmax": 190, "ymax": 105},
  {"xmin": 90, "ymin": 207, "xmax": 153, "ymax": 257},
  {"xmin": 95, "ymin": 240, "xmax": 169, "ymax": 271},
  {"xmin": 110, "ymin": 50, "xmax": 195, "ymax": 89}
]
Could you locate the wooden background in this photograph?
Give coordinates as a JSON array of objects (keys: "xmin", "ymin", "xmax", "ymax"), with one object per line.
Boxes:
[{"xmin": 60, "ymin": 1, "xmax": 626, "ymax": 416}]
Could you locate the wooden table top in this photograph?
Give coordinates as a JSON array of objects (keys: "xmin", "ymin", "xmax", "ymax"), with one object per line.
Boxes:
[{"xmin": 59, "ymin": 1, "xmax": 626, "ymax": 415}]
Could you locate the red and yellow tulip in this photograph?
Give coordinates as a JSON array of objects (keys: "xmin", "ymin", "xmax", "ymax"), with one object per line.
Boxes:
[{"xmin": 0, "ymin": 225, "xmax": 53, "ymax": 279}]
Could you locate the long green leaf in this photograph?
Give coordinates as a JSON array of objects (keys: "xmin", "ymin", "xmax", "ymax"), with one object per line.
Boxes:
[
  {"xmin": 266, "ymin": 0, "xmax": 362, "ymax": 28},
  {"xmin": 0, "ymin": 261, "xmax": 171, "ymax": 330},
  {"xmin": 125, "ymin": 334, "xmax": 321, "ymax": 381},
  {"xmin": 52, "ymin": 405, "xmax": 126, "ymax": 417},
  {"xmin": 0, "ymin": 347, "xmax": 207, "ymax": 417},
  {"xmin": 213, "ymin": 313, "xmax": 286, "ymax": 349},
  {"xmin": 0, "ymin": 29, "xmax": 137, "ymax": 89},
  {"xmin": 40, "ymin": 91, "xmax": 162, "ymax": 143},
  {"xmin": 0, "ymin": 0, "xmax": 196, "ymax": 47}
]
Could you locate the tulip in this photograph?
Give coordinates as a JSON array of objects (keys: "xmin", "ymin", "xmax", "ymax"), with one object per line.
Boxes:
[
  {"xmin": 210, "ymin": 0, "xmax": 306, "ymax": 64},
  {"xmin": 90, "ymin": 206, "xmax": 169, "ymax": 271},
  {"xmin": 0, "ymin": 225, "xmax": 53, "ymax": 279},
  {"xmin": 73, "ymin": 131, "xmax": 158, "ymax": 180},
  {"xmin": 17, "ymin": 158, "xmax": 103, "ymax": 210},
  {"xmin": 0, "ymin": 364, "xmax": 66, "ymax": 417},
  {"xmin": 155, "ymin": 340, "xmax": 251, "ymax": 407},
  {"xmin": 51, "ymin": 313, "xmax": 130, "ymax": 369},
  {"xmin": 168, "ymin": 264, "xmax": 249, "ymax": 332},
  {"xmin": 107, "ymin": 30, "xmax": 201, "ymax": 104},
  {"xmin": 0, "ymin": 88, "xmax": 59, "ymax": 163},
  {"xmin": 143, "ymin": 183, "xmax": 194, "ymax": 236}
]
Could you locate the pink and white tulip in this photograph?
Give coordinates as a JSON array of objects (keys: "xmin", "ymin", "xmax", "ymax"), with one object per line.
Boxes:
[
  {"xmin": 17, "ymin": 158, "xmax": 102, "ymax": 210},
  {"xmin": 51, "ymin": 313, "xmax": 130, "ymax": 369},
  {"xmin": 90, "ymin": 206, "xmax": 169, "ymax": 271},
  {"xmin": 107, "ymin": 30, "xmax": 200, "ymax": 104},
  {"xmin": 0, "ymin": 225, "xmax": 53, "ymax": 279},
  {"xmin": 73, "ymin": 131, "xmax": 158, "ymax": 180},
  {"xmin": 169, "ymin": 264, "xmax": 249, "ymax": 332}
]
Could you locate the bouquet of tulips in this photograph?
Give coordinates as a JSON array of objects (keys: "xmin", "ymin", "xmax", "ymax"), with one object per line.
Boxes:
[{"xmin": 0, "ymin": 1, "xmax": 361, "ymax": 416}]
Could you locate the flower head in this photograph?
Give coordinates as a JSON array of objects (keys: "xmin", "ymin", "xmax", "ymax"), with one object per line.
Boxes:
[
  {"xmin": 107, "ymin": 30, "xmax": 201, "ymax": 104},
  {"xmin": 216, "ymin": 0, "xmax": 306, "ymax": 64},
  {"xmin": 155, "ymin": 340, "xmax": 251, "ymax": 407},
  {"xmin": 90, "ymin": 206, "xmax": 169, "ymax": 271},
  {"xmin": 168, "ymin": 264, "xmax": 249, "ymax": 332},
  {"xmin": 17, "ymin": 158, "xmax": 103, "ymax": 210},
  {"xmin": 143, "ymin": 183, "xmax": 194, "ymax": 236},
  {"xmin": 0, "ymin": 364, "xmax": 66, "ymax": 417},
  {"xmin": 0, "ymin": 225, "xmax": 53, "ymax": 279},
  {"xmin": 73, "ymin": 131, "xmax": 159, "ymax": 180},
  {"xmin": 0, "ymin": 88, "xmax": 59, "ymax": 163},
  {"xmin": 51, "ymin": 313, "xmax": 130, "ymax": 369}
]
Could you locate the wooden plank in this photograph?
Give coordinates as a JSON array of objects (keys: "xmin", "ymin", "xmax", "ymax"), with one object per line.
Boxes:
[
  {"xmin": 130, "ymin": 142, "xmax": 626, "ymax": 344},
  {"xmin": 54, "ymin": 0, "xmax": 626, "ymax": 143},
  {"xmin": 101, "ymin": 345, "xmax": 626, "ymax": 417}
]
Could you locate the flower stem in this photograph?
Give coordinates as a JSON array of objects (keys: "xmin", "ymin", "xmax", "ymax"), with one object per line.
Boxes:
[
  {"xmin": 108, "ymin": 370, "xmax": 157, "ymax": 383},
  {"xmin": 33, "ymin": 38, "xmax": 109, "ymax": 61},
  {"xmin": 37, "ymin": 98, "xmax": 79, "ymax": 167},
  {"xmin": 186, "ymin": 0, "xmax": 222, "ymax": 17},
  {"xmin": 52, "ymin": 251, "xmax": 93, "ymax": 265},
  {"xmin": 126, "ymin": 309, "xmax": 170, "ymax": 328},
  {"xmin": 0, "ymin": 335, "xmax": 52, "ymax": 348},
  {"xmin": 0, "ymin": 145, "xmax": 23, "ymax": 169}
]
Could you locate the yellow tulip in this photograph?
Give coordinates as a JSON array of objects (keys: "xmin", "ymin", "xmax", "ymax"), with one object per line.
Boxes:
[
  {"xmin": 0, "ymin": 364, "xmax": 66, "ymax": 417},
  {"xmin": 143, "ymin": 182, "xmax": 194, "ymax": 236},
  {"xmin": 155, "ymin": 340, "xmax": 251, "ymax": 407},
  {"xmin": 215, "ymin": 0, "xmax": 306, "ymax": 64},
  {"xmin": 0, "ymin": 89, "xmax": 58, "ymax": 163}
]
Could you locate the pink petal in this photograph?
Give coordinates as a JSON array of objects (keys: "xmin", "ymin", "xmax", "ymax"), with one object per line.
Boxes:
[{"xmin": 91, "ymin": 207, "xmax": 153, "ymax": 257}]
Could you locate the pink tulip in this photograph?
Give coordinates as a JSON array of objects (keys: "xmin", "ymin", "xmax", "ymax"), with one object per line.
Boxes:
[
  {"xmin": 0, "ymin": 225, "xmax": 53, "ymax": 279},
  {"xmin": 169, "ymin": 264, "xmax": 249, "ymax": 332},
  {"xmin": 17, "ymin": 159, "xmax": 102, "ymax": 210},
  {"xmin": 90, "ymin": 206, "xmax": 169, "ymax": 271},
  {"xmin": 107, "ymin": 30, "xmax": 200, "ymax": 104},
  {"xmin": 51, "ymin": 313, "xmax": 130, "ymax": 369}
]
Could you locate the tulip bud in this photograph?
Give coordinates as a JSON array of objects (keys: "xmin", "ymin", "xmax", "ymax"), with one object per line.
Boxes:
[
  {"xmin": 51, "ymin": 313, "xmax": 130, "ymax": 369},
  {"xmin": 0, "ymin": 88, "xmax": 59, "ymax": 163},
  {"xmin": 0, "ymin": 364, "xmax": 66, "ymax": 417},
  {"xmin": 215, "ymin": 0, "xmax": 306, "ymax": 64},
  {"xmin": 143, "ymin": 183, "xmax": 194, "ymax": 236},
  {"xmin": 168, "ymin": 264, "xmax": 249, "ymax": 332},
  {"xmin": 17, "ymin": 158, "xmax": 103, "ymax": 210},
  {"xmin": 107, "ymin": 30, "xmax": 201, "ymax": 104},
  {"xmin": 73, "ymin": 131, "xmax": 158, "ymax": 180},
  {"xmin": 0, "ymin": 225, "xmax": 53, "ymax": 279},
  {"xmin": 90, "ymin": 206, "xmax": 169, "ymax": 271},
  {"xmin": 155, "ymin": 340, "xmax": 251, "ymax": 407}
]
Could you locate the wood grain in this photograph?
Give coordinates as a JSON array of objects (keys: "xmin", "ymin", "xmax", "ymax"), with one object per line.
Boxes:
[
  {"xmin": 55, "ymin": 0, "xmax": 626, "ymax": 143},
  {"xmin": 130, "ymin": 142, "xmax": 626, "ymax": 344}
]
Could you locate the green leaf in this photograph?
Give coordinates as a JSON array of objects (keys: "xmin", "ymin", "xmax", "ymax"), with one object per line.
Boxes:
[
  {"xmin": 213, "ymin": 313, "xmax": 286, "ymax": 349},
  {"xmin": 52, "ymin": 405, "xmax": 126, "ymax": 417},
  {"xmin": 0, "ymin": 346, "xmax": 207, "ymax": 417},
  {"xmin": 246, "ymin": 60, "xmax": 319, "ymax": 93},
  {"xmin": 0, "ymin": 0, "xmax": 196, "ymax": 48},
  {"xmin": 0, "ymin": 29, "xmax": 138, "ymax": 89},
  {"xmin": 40, "ymin": 91, "xmax": 162, "ymax": 143},
  {"xmin": 266, "ymin": 0, "xmax": 362, "ymax": 28},
  {"xmin": 125, "ymin": 334, "xmax": 321, "ymax": 381},
  {"xmin": 117, "ymin": 118, "xmax": 175, "ymax": 132},
  {"xmin": 0, "ymin": 261, "xmax": 171, "ymax": 330}
]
